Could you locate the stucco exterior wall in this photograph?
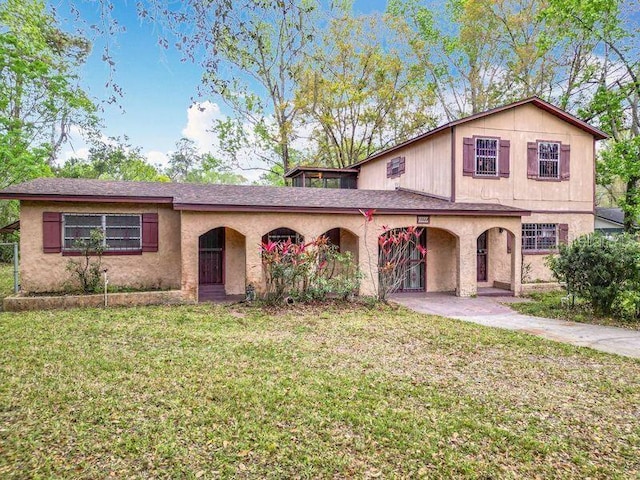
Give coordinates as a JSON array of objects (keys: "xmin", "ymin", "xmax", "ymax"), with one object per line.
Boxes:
[
  {"xmin": 426, "ymin": 216, "xmax": 522, "ymax": 296},
  {"xmin": 19, "ymin": 201, "xmax": 526, "ymax": 299},
  {"xmin": 179, "ymin": 211, "xmax": 378, "ymax": 300},
  {"xmin": 179, "ymin": 210, "xmax": 523, "ymax": 300},
  {"xmin": 20, "ymin": 201, "xmax": 182, "ymax": 293},
  {"xmin": 357, "ymin": 129, "xmax": 452, "ymax": 198},
  {"xmin": 454, "ymin": 103, "xmax": 595, "ymax": 211},
  {"xmin": 522, "ymin": 212, "xmax": 594, "ymax": 282}
]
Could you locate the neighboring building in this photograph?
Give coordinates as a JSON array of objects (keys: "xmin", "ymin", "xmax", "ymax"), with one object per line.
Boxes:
[
  {"xmin": 595, "ymin": 207, "xmax": 625, "ymax": 235},
  {"xmin": 0, "ymin": 97, "xmax": 607, "ymax": 301}
]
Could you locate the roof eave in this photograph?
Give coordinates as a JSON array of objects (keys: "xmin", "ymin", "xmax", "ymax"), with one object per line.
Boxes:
[
  {"xmin": 0, "ymin": 193, "xmax": 174, "ymax": 204},
  {"xmin": 173, "ymin": 202, "xmax": 529, "ymax": 216}
]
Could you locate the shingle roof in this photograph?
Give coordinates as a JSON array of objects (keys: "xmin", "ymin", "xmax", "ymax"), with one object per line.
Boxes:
[
  {"xmin": 0, "ymin": 220, "xmax": 19, "ymax": 234},
  {"xmin": 0, "ymin": 178, "xmax": 529, "ymax": 216},
  {"xmin": 595, "ymin": 207, "xmax": 624, "ymax": 225}
]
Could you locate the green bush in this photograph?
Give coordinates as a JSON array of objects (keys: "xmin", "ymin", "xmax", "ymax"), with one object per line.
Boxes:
[{"xmin": 546, "ymin": 233, "xmax": 640, "ymax": 318}]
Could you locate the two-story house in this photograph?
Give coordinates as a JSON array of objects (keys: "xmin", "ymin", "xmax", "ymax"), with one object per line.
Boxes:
[{"xmin": 0, "ymin": 97, "xmax": 606, "ymax": 302}]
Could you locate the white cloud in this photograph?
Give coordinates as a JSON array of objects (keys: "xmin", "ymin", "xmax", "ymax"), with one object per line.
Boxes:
[
  {"xmin": 146, "ymin": 150, "xmax": 170, "ymax": 168},
  {"xmin": 181, "ymin": 101, "xmax": 224, "ymax": 153},
  {"xmin": 58, "ymin": 146, "xmax": 90, "ymax": 164}
]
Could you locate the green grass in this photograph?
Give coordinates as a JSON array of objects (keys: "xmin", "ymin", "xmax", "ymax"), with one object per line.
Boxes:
[
  {"xmin": 0, "ymin": 262, "xmax": 14, "ymax": 301},
  {"xmin": 511, "ymin": 292, "xmax": 640, "ymax": 331},
  {"xmin": 1, "ymin": 303, "xmax": 639, "ymax": 478}
]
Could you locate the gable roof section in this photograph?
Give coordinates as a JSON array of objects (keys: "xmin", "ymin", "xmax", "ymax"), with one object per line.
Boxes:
[
  {"xmin": 0, "ymin": 220, "xmax": 19, "ymax": 234},
  {"xmin": 0, "ymin": 178, "xmax": 529, "ymax": 216},
  {"xmin": 352, "ymin": 97, "xmax": 608, "ymax": 168},
  {"xmin": 595, "ymin": 207, "xmax": 625, "ymax": 226}
]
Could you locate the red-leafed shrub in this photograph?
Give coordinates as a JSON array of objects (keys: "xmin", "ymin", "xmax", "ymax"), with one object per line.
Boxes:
[{"xmin": 260, "ymin": 236, "xmax": 360, "ymax": 304}]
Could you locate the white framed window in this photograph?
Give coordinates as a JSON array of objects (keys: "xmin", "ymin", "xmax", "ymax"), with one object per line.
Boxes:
[
  {"xmin": 63, "ymin": 214, "xmax": 142, "ymax": 251},
  {"xmin": 538, "ymin": 142, "xmax": 560, "ymax": 178},
  {"xmin": 522, "ymin": 223, "xmax": 557, "ymax": 251},
  {"xmin": 475, "ymin": 138, "xmax": 498, "ymax": 176}
]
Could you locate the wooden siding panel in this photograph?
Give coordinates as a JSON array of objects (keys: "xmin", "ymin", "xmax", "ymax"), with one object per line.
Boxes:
[{"xmin": 358, "ymin": 130, "xmax": 452, "ymax": 199}]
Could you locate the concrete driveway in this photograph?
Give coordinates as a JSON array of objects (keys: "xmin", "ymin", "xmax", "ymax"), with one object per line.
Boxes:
[{"xmin": 392, "ymin": 293, "xmax": 640, "ymax": 359}]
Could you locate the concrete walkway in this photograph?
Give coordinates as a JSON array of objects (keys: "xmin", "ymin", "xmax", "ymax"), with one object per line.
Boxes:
[{"xmin": 392, "ymin": 293, "xmax": 640, "ymax": 359}]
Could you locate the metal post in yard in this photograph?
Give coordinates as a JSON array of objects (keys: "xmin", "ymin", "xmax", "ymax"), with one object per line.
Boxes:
[{"xmin": 13, "ymin": 242, "xmax": 18, "ymax": 294}]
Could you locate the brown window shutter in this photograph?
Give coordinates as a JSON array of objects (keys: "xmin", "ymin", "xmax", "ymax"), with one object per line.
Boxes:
[
  {"xmin": 527, "ymin": 142, "xmax": 538, "ymax": 179},
  {"xmin": 506, "ymin": 232, "xmax": 513, "ymax": 254},
  {"xmin": 142, "ymin": 213, "xmax": 159, "ymax": 252},
  {"xmin": 499, "ymin": 139, "xmax": 510, "ymax": 178},
  {"xmin": 560, "ymin": 144, "xmax": 570, "ymax": 180},
  {"xmin": 463, "ymin": 137, "xmax": 474, "ymax": 176},
  {"xmin": 558, "ymin": 223, "xmax": 569, "ymax": 245},
  {"xmin": 399, "ymin": 156, "xmax": 406, "ymax": 174},
  {"xmin": 386, "ymin": 161, "xmax": 392, "ymax": 178},
  {"xmin": 43, "ymin": 212, "xmax": 62, "ymax": 253}
]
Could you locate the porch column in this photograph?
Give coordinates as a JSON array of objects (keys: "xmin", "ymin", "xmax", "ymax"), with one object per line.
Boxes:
[
  {"xmin": 358, "ymin": 225, "xmax": 379, "ymax": 297},
  {"xmin": 245, "ymin": 231, "xmax": 264, "ymax": 295},
  {"xmin": 457, "ymin": 234, "xmax": 477, "ymax": 297},
  {"xmin": 511, "ymin": 232, "xmax": 523, "ymax": 296},
  {"xmin": 180, "ymin": 212, "xmax": 198, "ymax": 302}
]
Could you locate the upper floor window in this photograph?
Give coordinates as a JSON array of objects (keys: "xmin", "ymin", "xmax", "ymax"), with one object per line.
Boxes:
[
  {"xmin": 475, "ymin": 138, "xmax": 498, "ymax": 176},
  {"xmin": 387, "ymin": 156, "xmax": 405, "ymax": 178},
  {"xmin": 538, "ymin": 142, "xmax": 560, "ymax": 178},
  {"xmin": 463, "ymin": 137, "xmax": 510, "ymax": 178},
  {"xmin": 528, "ymin": 140, "xmax": 570, "ymax": 181},
  {"xmin": 63, "ymin": 214, "xmax": 142, "ymax": 251}
]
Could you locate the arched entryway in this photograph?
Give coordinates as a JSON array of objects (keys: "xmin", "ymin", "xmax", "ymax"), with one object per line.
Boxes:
[
  {"xmin": 476, "ymin": 227, "xmax": 515, "ymax": 294},
  {"xmin": 379, "ymin": 228, "xmax": 427, "ymax": 293},
  {"xmin": 320, "ymin": 227, "xmax": 359, "ymax": 261},
  {"xmin": 198, "ymin": 227, "xmax": 246, "ymax": 302}
]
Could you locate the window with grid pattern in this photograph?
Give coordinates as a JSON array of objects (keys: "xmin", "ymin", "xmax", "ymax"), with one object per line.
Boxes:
[
  {"xmin": 63, "ymin": 214, "xmax": 142, "ymax": 251},
  {"xmin": 387, "ymin": 156, "xmax": 405, "ymax": 178},
  {"xmin": 475, "ymin": 138, "xmax": 498, "ymax": 176},
  {"xmin": 538, "ymin": 142, "xmax": 560, "ymax": 178},
  {"xmin": 522, "ymin": 223, "xmax": 557, "ymax": 251}
]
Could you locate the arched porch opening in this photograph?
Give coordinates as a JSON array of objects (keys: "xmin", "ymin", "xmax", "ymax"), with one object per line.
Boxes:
[
  {"xmin": 379, "ymin": 227, "xmax": 427, "ymax": 293},
  {"xmin": 198, "ymin": 227, "xmax": 246, "ymax": 302},
  {"xmin": 424, "ymin": 227, "xmax": 458, "ymax": 294},
  {"xmin": 320, "ymin": 227, "xmax": 359, "ymax": 262},
  {"xmin": 476, "ymin": 227, "xmax": 515, "ymax": 294}
]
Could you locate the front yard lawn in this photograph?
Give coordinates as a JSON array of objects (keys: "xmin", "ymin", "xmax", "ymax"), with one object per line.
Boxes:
[
  {"xmin": 1, "ymin": 303, "xmax": 639, "ymax": 478},
  {"xmin": 0, "ymin": 262, "xmax": 13, "ymax": 302},
  {"xmin": 511, "ymin": 291, "xmax": 640, "ymax": 331}
]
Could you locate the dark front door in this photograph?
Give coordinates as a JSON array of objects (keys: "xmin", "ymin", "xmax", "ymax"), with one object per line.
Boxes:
[
  {"xmin": 477, "ymin": 231, "xmax": 488, "ymax": 282},
  {"xmin": 199, "ymin": 228, "xmax": 224, "ymax": 285}
]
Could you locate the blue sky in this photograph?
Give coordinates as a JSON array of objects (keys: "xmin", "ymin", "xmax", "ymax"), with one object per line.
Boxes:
[{"xmin": 57, "ymin": 0, "xmax": 390, "ymax": 174}]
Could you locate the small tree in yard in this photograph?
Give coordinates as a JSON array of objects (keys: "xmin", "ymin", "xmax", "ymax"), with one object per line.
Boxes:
[
  {"xmin": 547, "ymin": 233, "xmax": 640, "ymax": 318},
  {"xmin": 66, "ymin": 229, "xmax": 105, "ymax": 294}
]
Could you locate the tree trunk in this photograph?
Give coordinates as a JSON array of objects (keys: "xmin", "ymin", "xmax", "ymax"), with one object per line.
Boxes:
[{"xmin": 624, "ymin": 175, "xmax": 639, "ymax": 232}]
